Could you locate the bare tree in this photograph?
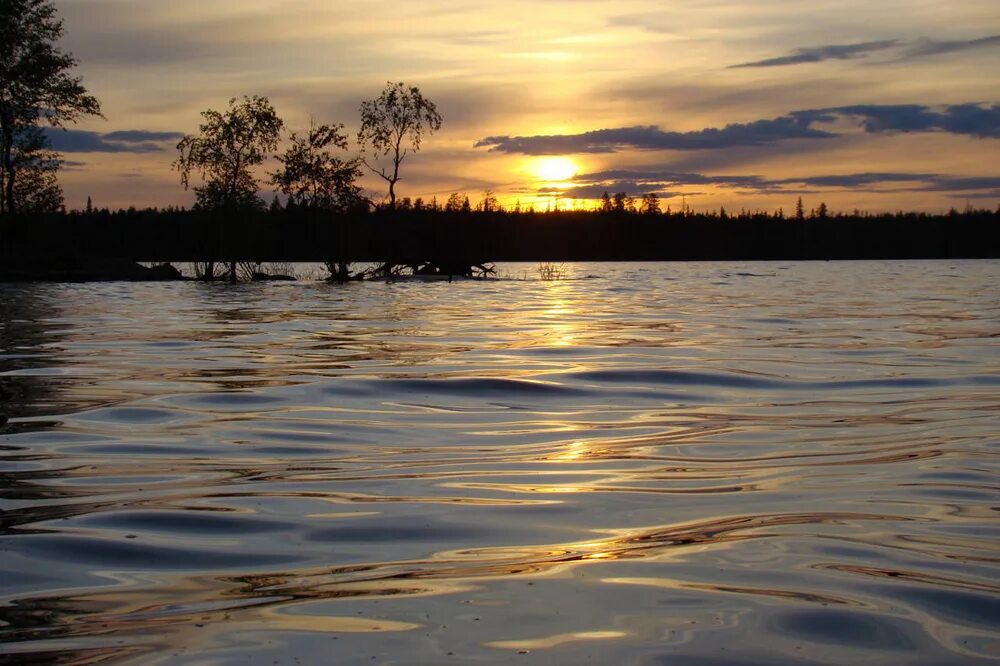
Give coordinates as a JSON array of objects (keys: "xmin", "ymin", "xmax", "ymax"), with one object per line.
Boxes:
[{"xmin": 357, "ymin": 82, "xmax": 442, "ymax": 209}]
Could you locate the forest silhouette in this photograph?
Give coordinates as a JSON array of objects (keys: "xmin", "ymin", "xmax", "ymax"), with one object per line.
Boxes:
[{"xmin": 2, "ymin": 204, "xmax": 998, "ymax": 282}]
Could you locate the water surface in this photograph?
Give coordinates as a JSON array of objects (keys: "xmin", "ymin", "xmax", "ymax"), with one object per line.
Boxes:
[{"xmin": 1, "ymin": 261, "xmax": 998, "ymax": 664}]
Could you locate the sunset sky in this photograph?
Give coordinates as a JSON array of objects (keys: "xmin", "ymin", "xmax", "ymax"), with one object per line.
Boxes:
[{"xmin": 51, "ymin": 0, "xmax": 999, "ymax": 213}]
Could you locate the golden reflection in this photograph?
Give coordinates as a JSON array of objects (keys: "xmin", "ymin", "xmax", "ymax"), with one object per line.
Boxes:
[
  {"xmin": 540, "ymin": 279, "xmax": 581, "ymax": 347},
  {"xmin": 487, "ymin": 630, "xmax": 627, "ymax": 650},
  {"xmin": 552, "ymin": 439, "xmax": 588, "ymax": 461},
  {"xmin": 256, "ymin": 607, "xmax": 420, "ymax": 633}
]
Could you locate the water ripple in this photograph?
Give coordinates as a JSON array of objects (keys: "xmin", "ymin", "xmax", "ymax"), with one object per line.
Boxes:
[{"xmin": 1, "ymin": 261, "xmax": 998, "ymax": 664}]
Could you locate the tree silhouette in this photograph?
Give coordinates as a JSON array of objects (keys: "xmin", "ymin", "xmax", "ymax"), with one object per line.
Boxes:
[
  {"xmin": 640, "ymin": 192, "xmax": 661, "ymax": 215},
  {"xmin": 612, "ymin": 192, "xmax": 636, "ymax": 214},
  {"xmin": 445, "ymin": 192, "xmax": 464, "ymax": 212},
  {"xmin": 480, "ymin": 189, "xmax": 499, "ymax": 212},
  {"xmin": 174, "ymin": 96, "xmax": 283, "ymax": 211},
  {"xmin": 0, "ymin": 0, "xmax": 100, "ymax": 215},
  {"xmin": 270, "ymin": 121, "xmax": 361, "ymax": 211},
  {"xmin": 357, "ymin": 82, "xmax": 442, "ymax": 209},
  {"xmin": 599, "ymin": 191, "xmax": 613, "ymax": 213},
  {"xmin": 174, "ymin": 95, "xmax": 283, "ymax": 280},
  {"xmin": 270, "ymin": 120, "xmax": 364, "ymax": 281},
  {"xmin": 795, "ymin": 196, "xmax": 805, "ymax": 221},
  {"xmin": 10, "ymin": 126, "xmax": 63, "ymax": 213}
]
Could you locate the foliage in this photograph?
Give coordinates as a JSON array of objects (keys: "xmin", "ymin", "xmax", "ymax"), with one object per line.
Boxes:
[
  {"xmin": 640, "ymin": 193, "xmax": 661, "ymax": 215},
  {"xmin": 0, "ymin": 0, "xmax": 100, "ymax": 214},
  {"xmin": 612, "ymin": 192, "xmax": 636, "ymax": 213},
  {"xmin": 357, "ymin": 82, "xmax": 442, "ymax": 208},
  {"xmin": 10, "ymin": 125, "xmax": 63, "ymax": 213},
  {"xmin": 445, "ymin": 192, "xmax": 464, "ymax": 212},
  {"xmin": 270, "ymin": 122, "xmax": 362, "ymax": 211},
  {"xmin": 174, "ymin": 96, "xmax": 283, "ymax": 212},
  {"xmin": 479, "ymin": 189, "xmax": 499, "ymax": 212}
]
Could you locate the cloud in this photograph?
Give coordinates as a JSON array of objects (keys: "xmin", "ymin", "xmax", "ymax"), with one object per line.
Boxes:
[
  {"xmin": 573, "ymin": 169, "xmax": 765, "ymax": 188},
  {"xmin": 829, "ymin": 104, "xmax": 1000, "ymax": 137},
  {"xmin": 555, "ymin": 182, "xmax": 694, "ymax": 199},
  {"xmin": 730, "ymin": 34, "xmax": 1000, "ymax": 68},
  {"xmin": 476, "ymin": 117, "xmax": 836, "ymax": 155},
  {"xmin": 918, "ymin": 176, "xmax": 1000, "ymax": 191},
  {"xmin": 776, "ymin": 172, "xmax": 937, "ymax": 187},
  {"xmin": 44, "ymin": 129, "xmax": 183, "ymax": 153},
  {"xmin": 102, "ymin": 130, "xmax": 186, "ymax": 142},
  {"xmin": 905, "ymin": 34, "xmax": 1000, "ymax": 58},
  {"xmin": 606, "ymin": 13, "xmax": 680, "ymax": 35},
  {"xmin": 476, "ymin": 103, "xmax": 1000, "ymax": 155},
  {"xmin": 730, "ymin": 40, "xmax": 900, "ymax": 68},
  {"xmin": 557, "ymin": 169, "xmax": 1000, "ymax": 198}
]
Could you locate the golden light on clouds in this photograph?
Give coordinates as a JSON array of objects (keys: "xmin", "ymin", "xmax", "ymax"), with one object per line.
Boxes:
[{"xmin": 47, "ymin": 0, "xmax": 1000, "ymax": 211}]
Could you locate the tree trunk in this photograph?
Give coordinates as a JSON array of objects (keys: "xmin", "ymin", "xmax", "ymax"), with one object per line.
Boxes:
[
  {"xmin": 1, "ymin": 117, "xmax": 15, "ymax": 215},
  {"xmin": 4, "ymin": 166, "xmax": 14, "ymax": 216}
]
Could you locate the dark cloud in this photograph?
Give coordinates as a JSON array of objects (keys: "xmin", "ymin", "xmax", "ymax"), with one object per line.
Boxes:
[
  {"xmin": 730, "ymin": 34, "xmax": 1000, "ymax": 68},
  {"xmin": 476, "ymin": 104, "xmax": 1000, "ymax": 155},
  {"xmin": 102, "ymin": 130, "xmax": 186, "ymax": 142},
  {"xmin": 776, "ymin": 173, "xmax": 1000, "ymax": 193},
  {"xmin": 575, "ymin": 170, "xmax": 765, "ymax": 188},
  {"xmin": 918, "ymin": 176, "xmax": 1000, "ymax": 191},
  {"xmin": 828, "ymin": 104, "xmax": 1000, "ymax": 138},
  {"xmin": 730, "ymin": 40, "xmax": 899, "ymax": 68},
  {"xmin": 961, "ymin": 191, "xmax": 1000, "ymax": 199},
  {"xmin": 905, "ymin": 34, "xmax": 1000, "ymax": 58},
  {"xmin": 44, "ymin": 129, "xmax": 182, "ymax": 153},
  {"xmin": 560, "ymin": 169, "xmax": 1000, "ymax": 197},
  {"xmin": 476, "ymin": 117, "xmax": 835, "ymax": 155},
  {"xmin": 776, "ymin": 172, "xmax": 937, "ymax": 187},
  {"xmin": 555, "ymin": 182, "xmax": 693, "ymax": 199}
]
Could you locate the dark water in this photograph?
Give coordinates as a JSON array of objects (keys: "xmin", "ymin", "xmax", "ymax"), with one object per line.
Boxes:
[{"xmin": 1, "ymin": 261, "xmax": 998, "ymax": 665}]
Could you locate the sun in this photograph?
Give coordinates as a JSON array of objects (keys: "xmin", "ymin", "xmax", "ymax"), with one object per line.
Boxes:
[{"xmin": 531, "ymin": 156, "xmax": 577, "ymax": 182}]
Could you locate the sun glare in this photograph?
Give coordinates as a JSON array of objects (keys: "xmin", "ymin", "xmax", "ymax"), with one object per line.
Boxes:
[{"xmin": 532, "ymin": 156, "xmax": 577, "ymax": 182}]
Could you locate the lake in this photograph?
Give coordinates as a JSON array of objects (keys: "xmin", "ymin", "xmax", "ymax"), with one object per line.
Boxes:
[{"xmin": 1, "ymin": 261, "xmax": 998, "ymax": 665}]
